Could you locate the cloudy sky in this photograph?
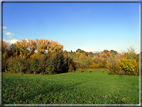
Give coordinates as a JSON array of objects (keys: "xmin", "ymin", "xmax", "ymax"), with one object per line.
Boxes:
[{"xmin": 2, "ymin": 3, "xmax": 140, "ymax": 53}]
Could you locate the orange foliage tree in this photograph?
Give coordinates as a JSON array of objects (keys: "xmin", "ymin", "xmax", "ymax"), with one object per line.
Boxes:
[{"xmin": 91, "ymin": 62, "xmax": 96, "ymax": 68}]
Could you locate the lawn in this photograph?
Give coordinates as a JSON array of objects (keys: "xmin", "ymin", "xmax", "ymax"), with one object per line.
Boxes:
[{"xmin": 2, "ymin": 70, "xmax": 139, "ymax": 104}]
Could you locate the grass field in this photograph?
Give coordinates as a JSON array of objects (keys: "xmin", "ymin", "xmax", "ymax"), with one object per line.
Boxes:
[{"xmin": 2, "ymin": 70, "xmax": 139, "ymax": 104}]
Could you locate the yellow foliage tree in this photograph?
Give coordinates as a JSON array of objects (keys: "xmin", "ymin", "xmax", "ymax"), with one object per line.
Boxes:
[
  {"xmin": 2, "ymin": 41, "xmax": 7, "ymax": 53},
  {"xmin": 91, "ymin": 62, "xmax": 96, "ymax": 68},
  {"xmin": 15, "ymin": 38, "xmax": 63, "ymax": 59},
  {"xmin": 79, "ymin": 54, "xmax": 84, "ymax": 60}
]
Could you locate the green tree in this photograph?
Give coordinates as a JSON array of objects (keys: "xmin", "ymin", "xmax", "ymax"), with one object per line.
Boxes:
[
  {"xmin": 38, "ymin": 54, "xmax": 46, "ymax": 75},
  {"xmin": 7, "ymin": 57, "xmax": 15, "ymax": 73},
  {"xmin": 15, "ymin": 57, "xmax": 29, "ymax": 75},
  {"xmin": 110, "ymin": 50, "xmax": 117, "ymax": 55},
  {"xmin": 46, "ymin": 56, "xmax": 56, "ymax": 74},
  {"xmin": 46, "ymin": 52, "xmax": 64, "ymax": 74},
  {"xmin": 13, "ymin": 59, "xmax": 20, "ymax": 73},
  {"xmin": 30, "ymin": 57, "xmax": 39, "ymax": 74}
]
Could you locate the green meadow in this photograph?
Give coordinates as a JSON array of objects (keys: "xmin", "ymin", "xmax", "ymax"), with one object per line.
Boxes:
[{"xmin": 3, "ymin": 70, "xmax": 139, "ymax": 104}]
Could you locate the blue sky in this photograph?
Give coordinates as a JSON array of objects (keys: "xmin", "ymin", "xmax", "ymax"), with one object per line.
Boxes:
[{"xmin": 2, "ymin": 3, "xmax": 140, "ymax": 53}]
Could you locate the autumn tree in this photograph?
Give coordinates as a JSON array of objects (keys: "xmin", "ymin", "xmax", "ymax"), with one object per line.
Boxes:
[
  {"xmin": 15, "ymin": 40, "xmax": 29, "ymax": 59},
  {"xmin": 86, "ymin": 59, "xmax": 93, "ymax": 68},
  {"xmin": 91, "ymin": 62, "xmax": 96, "ymax": 68},
  {"xmin": 103, "ymin": 49, "xmax": 109, "ymax": 54},
  {"xmin": 4, "ymin": 38, "xmax": 75, "ymax": 75},
  {"xmin": 79, "ymin": 54, "xmax": 84, "ymax": 60}
]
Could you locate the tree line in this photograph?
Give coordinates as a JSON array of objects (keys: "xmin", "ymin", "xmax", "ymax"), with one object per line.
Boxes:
[
  {"xmin": 1, "ymin": 38, "xmax": 140, "ymax": 76},
  {"xmin": 2, "ymin": 39, "xmax": 76, "ymax": 75},
  {"xmin": 66, "ymin": 47, "xmax": 139, "ymax": 75}
]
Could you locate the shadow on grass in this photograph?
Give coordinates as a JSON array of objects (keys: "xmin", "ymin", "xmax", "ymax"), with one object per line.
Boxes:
[{"xmin": 11, "ymin": 80, "xmax": 83, "ymax": 104}]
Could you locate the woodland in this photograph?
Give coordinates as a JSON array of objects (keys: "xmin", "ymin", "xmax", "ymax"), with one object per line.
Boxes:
[{"xmin": 1, "ymin": 38, "xmax": 140, "ymax": 76}]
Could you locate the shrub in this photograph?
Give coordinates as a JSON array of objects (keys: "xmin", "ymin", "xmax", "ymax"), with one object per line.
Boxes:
[
  {"xmin": 119, "ymin": 70, "xmax": 125, "ymax": 75},
  {"xmin": 120, "ymin": 58, "xmax": 139, "ymax": 75}
]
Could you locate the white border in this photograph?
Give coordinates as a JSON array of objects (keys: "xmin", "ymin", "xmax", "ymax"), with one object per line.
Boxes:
[{"xmin": 1, "ymin": 0, "xmax": 141, "ymax": 106}]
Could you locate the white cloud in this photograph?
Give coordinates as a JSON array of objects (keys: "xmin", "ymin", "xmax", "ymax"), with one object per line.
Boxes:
[
  {"xmin": 5, "ymin": 32, "xmax": 15, "ymax": 38},
  {"xmin": 3, "ymin": 38, "xmax": 30, "ymax": 45},
  {"xmin": 1, "ymin": 26, "xmax": 15, "ymax": 39},
  {"xmin": 81, "ymin": 48, "xmax": 104, "ymax": 52},
  {"xmin": 3, "ymin": 39, "xmax": 19, "ymax": 47},
  {"xmin": 3, "ymin": 26, "xmax": 7, "ymax": 29},
  {"xmin": 0, "ymin": 26, "xmax": 7, "ymax": 29},
  {"xmin": 6, "ymin": 32, "xmax": 11, "ymax": 35}
]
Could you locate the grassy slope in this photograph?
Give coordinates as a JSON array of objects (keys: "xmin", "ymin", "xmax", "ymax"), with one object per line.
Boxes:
[{"xmin": 2, "ymin": 70, "xmax": 139, "ymax": 104}]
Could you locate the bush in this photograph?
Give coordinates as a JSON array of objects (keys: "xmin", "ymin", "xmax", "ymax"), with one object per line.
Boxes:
[
  {"xmin": 107, "ymin": 47, "xmax": 139, "ymax": 76},
  {"xmin": 120, "ymin": 58, "xmax": 139, "ymax": 75}
]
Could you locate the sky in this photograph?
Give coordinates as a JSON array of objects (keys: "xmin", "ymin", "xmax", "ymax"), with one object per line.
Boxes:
[{"xmin": 2, "ymin": 2, "xmax": 140, "ymax": 53}]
